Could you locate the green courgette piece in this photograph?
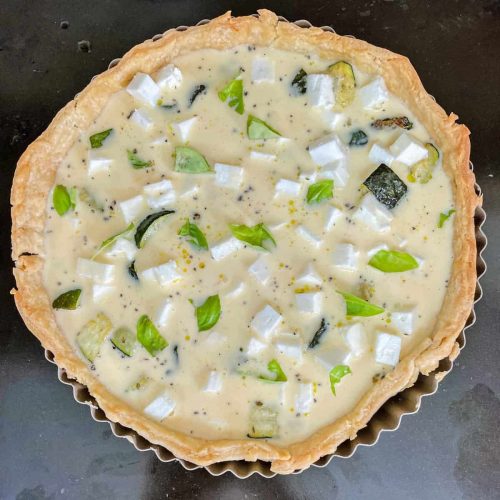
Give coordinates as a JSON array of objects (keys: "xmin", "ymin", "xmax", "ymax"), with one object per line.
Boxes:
[
  {"xmin": 52, "ymin": 289, "xmax": 82, "ymax": 310},
  {"xmin": 307, "ymin": 318, "xmax": 329, "ymax": 349},
  {"xmin": 291, "ymin": 68, "xmax": 307, "ymax": 95},
  {"xmin": 76, "ymin": 313, "xmax": 113, "ymax": 362},
  {"xmin": 111, "ymin": 327, "xmax": 137, "ymax": 356},
  {"xmin": 128, "ymin": 260, "xmax": 139, "ymax": 280},
  {"xmin": 188, "ymin": 84, "xmax": 207, "ymax": 107},
  {"xmin": 135, "ymin": 210, "xmax": 175, "ymax": 248},
  {"xmin": 79, "ymin": 188, "xmax": 103, "ymax": 212},
  {"xmin": 408, "ymin": 143, "xmax": 440, "ymax": 184},
  {"xmin": 127, "ymin": 374, "xmax": 150, "ymax": 391},
  {"xmin": 349, "ymin": 130, "xmax": 368, "ymax": 146},
  {"xmin": 248, "ymin": 403, "xmax": 279, "ymax": 439},
  {"xmin": 363, "ymin": 164, "xmax": 408, "ymax": 209},
  {"xmin": 371, "ymin": 116, "xmax": 413, "ymax": 130},
  {"xmin": 327, "ymin": 61, "xmax": 356, "ymax": 109}
]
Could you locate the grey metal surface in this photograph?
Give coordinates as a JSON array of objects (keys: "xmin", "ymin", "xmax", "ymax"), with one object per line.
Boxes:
[{"xmin": 1, "ymin": 1, "xmax": 499, "ymax": 499}]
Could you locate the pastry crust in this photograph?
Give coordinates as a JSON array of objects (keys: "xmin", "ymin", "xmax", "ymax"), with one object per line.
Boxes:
[{"xmin": 11, "ymin": 10, "xmax": 478, "ymax": 474}]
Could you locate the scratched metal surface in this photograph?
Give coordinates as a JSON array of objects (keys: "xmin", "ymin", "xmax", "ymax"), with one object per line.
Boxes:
[{"xmin": 1, "ymin": 1, "xmax": 499, "ymax": 499}]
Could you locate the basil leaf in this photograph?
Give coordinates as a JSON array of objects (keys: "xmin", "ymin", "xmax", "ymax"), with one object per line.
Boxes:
[
  {"xmin": 135, "ymin": 210, "xmax": 175, "ymax": 248},
  {"xmin": 89, "ymin": 128, "xmax": 113, "ymax": 149},
  {"xmin": 111, "ymin": 327, "xmax": 137, "ymax": 356},
  {"xmin": 53, "ymin": 185, "xmax": 76, "ymax": 216},
  {"xmin": 368, "ymin": 249, "xmax": 419, "ymax": 273},
  {"xmin": 93, "ymin": 222, "xmax": 135, "ymax": 258},
  {"xmin": 307, "ymin": 318, "xmax": 329, "ymax": 349},
  {"xmin": 306, "ymin": 180, "xmax": 334, "ymax": 204},
  {"xmin": 128, "ymin": 260, "xmax": 139, "ymax": 280},
  {"xmin": 218, "ymin": 78, "xmax": 244, "ymax": 114},
  {"xmin": 338, "ymin": 291, "xmax": 384, "ymax": 317},
  {"xmin": 178, "ymin": 219, "xmax": 208, "ymax": 250},
  {"xmin": 349, "ymin": 130, "xmax": 368, "ymax": 146},
  {"xmin": 438, "ymin": 209, "xmax": 456, "ymax": 228},
  {"xmin": 52, "ymin": 289, "xmax": 82, "ymax": 310},
  {"xmin": 259, "ymin": 359, "xmax": 288, "ymax": 383},
  {"xmin": 291, "ymin": 68, "xmax": 307, "ymax": 95},
  {"xmin": 127, "ymin": 149, "xmax": 153, "ymax": 169},
  {"xmin": 195, "ymin": 294, "xmax": 221, "ymax": 332},
  {"xmin": 136, "ymin": 315, "xmax": 168, "ymax": 356},
  {"xmin": 229, "ymin": 223, "xmax": 276, "ymax": 250},
  {"xmin": 329, "ymin": 364, "xmax": 351, "ymax": 395},
  {"xmin": 188, "ymin": 84, "xmax": 207, "ymax": 107},
  {"xmin": 174, "ymin": 146, "xmax": 211, "ymax": 173},
  {"xmin": 247, "ymin": 115, "xmax": 281, "ymax": 140}
]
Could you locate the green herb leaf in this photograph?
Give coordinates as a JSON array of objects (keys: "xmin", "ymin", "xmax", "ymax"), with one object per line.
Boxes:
[
  {"xmin": 218, "ymin": 77, "xmax": 244, "ymax": 114},
  {"xmin": 329, "ymin": 364, "xmax": 351, "ymax": 395},
  {"xmin": 307, "ymin": 318, "xmax": 329, "ymax": 349},
  {"xmin": 247, "ymin": 115, "xmax": 281, "ymax": 140},
  {"xmin": 306, "ymin": 179, "xmax": 334, "ymax": 204},
  {"xmin": 259, "ymin": 359, "xmax": 288, "ymax": 383},
  {"xmin": 52, "ymin": 289, "xmax": 82, "ymax": 310},
  {"xmin": 229, "ymin": 223, "xmax": 276, "ymax": 250},
  {"xmin": 368, "ymin": 249, "xmax": 419, "ymax": 273},
  {"xmin": 178, "ymin": 219, "xmax": 208, "ymax": 250},
  {"xmin": 93, "ymin": 222, "xmax": 135, "ymax": 259},
  {"xmin": 127, "ymin": 149, "xmax": 154, "ymax": 169},
  {"xmin": 89, "ymin": 129, "xmax": 113, "ymax": 149},
  {"xmin": 53, "ymin": 185, "xmax": 76, "ymax": 216},
  {"xmin": 174, "ymin": 146, "xmax": 211, "ymax": 173},
  {"xmin": 195, "ymin": 295, "xmax": 221, "ymax": 332},
  {"xmin": 291, "ymin": 68, "xmax": 307, "ymax": 95},
  {"xmin": 111, "ymin": 327, "xmax": 137, "ymax": 356},
  {"xmin": 349, "ymin": 130, "xmax": 368, "ymax": 146},
  {"xmin": 338, "ymin": 291, "xmax": 384, "ymax": 317},
  {"xmin": 136, "ymin": 315, "xmax": 168, "ymax": 356},
  {"xmin": 77, "ymin": 313, "xmax": 113, "ymax": 362},
  {"xmin": 438, "ymin": 209, "xmax": 456, "ymax": 228},
  {"xmin": 135, "ymin": 210, "xmax": 175, "ymax": 248}
]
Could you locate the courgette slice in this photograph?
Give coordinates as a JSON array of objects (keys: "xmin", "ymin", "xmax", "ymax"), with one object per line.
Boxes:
[
  {"xmin": 307, "ymin": 317, "xmax": 329, "ymax": 349},
  {"xmin": 248, "ymin": 403, "xmax": 279, "ymax": 439},
  {"xmin": 363, "ymin": 164, "xmax": 408, "ymax": 209},
  {"xmin": 408, "ymin": 143, "xmax": 440, "ymax": 184},
  {"xmin": 135, "ymin": 210, "xmax": 175, "ymax": 248},
  {"xmin": 291, "ymin": 68, "xmax": 307, "ymax": 95},
  {"xmin": 349, "ymin": 130, "xmax": 368, "ymax": 146},
  {"xmin": 76, "ymin": 313, "xmax": 113, "ymax": 362},
  {"xmin": 52, "ymin": 289, "xmax": 81, "ymax": 310},
  {"xmin": 327, "ymin": 61, "xmax": 356, "ymax": 109},
  {"xmin": 371, "ymin": 116, "xmax": 413, "ymax": 130},
  {"xmin": 111, "ymin": 327, "xmax": 137, "ymax": 356}
]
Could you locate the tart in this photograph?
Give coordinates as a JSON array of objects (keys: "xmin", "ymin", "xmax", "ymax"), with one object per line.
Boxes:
[{"xmin": 11, "ymin": 10, "xmax": 478, "ymax": 474}]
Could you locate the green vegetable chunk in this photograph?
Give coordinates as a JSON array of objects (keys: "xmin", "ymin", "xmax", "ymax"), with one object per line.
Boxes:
[
  {"xmin": 53, "ymin": 185, "xmax": 76, "ymax": 216},
  {"xmin": 174, "ymin": 146, "xmax": 211, "ymax": 173},
  {"xmin": 77, "ymin": 313, "xmax": 113, "ymax": 362},
  {"xmin": 248, "ymin": 403, "xmax": 278, "ymax": 438},
  {"xmin": 368, "ymin": 249, "xmax": 419, "ymax": 273},
  {"xmin": 363, "ymin": 164, "xmax": 408, "ymax": 209},
  {"xmin": 327, "ymin": 61, "xmax": 356, "ymax": 109},
  {"xmin": 188, "ymin": 84, "xmax": 207, "ymax": 107},
  {"xmin": 89, "ymin": 128, "xmax": 113, "ymax": 149},
  {"xmin": 218, "ymin": 77, "xmax": 244, "ymax": 114},
  {"xmin": 306, "ymin": 179, "xmax": 334, "ymax": 204},
  {"xmin": 93, "ymin": 222, "xmax": 134, "ymax": 258},
  {"xmin": 128, "ymin": 260, "xmax": 139, "ymax": 280},
  {"xmin": 338, "ymin": 291, "xmax": 384, "ymax": 317},
  {"xmin": 247, "ymin": 115, "xmax": 281, "ymax": 140},
  {"xmin": 438, "ymin": 209, "xmax": 456, "ymax": 228},
  {"xmin": 307, "ymin": 318, "xmax": 329, "ymax": 349},
  {"xmin": 349, "ymin": 130, "xmax": 368, "ymax": 147},
  {"xmin": 52, "ymin": 289, "xmax": 82, "ymax": 310},
  {"xmin": 291, "ymin": 68, "xmax": 307, "ymax": 95},
  {"xmin": 259, "ymin": 359, "xmax": 288, "ymax": 383},
  {"xmin": 408, "ymin": 143, "xmax": 440, "ymax": 184},
  {"xmin": 329, "ymin": 364, "xmax": 352, "ymax": 395},
  {"xmin": 127, "ymin": 149, "xmax": 154, "ymax": 169},
  {"xmin": 137, "ymin": 315, "xmax": 168, "ymax": 356},
  {"xmin": 79, "ymin": 188, "xmax": 103, "ymax": 212},
  {"xmin": 111, "ymin": 327, "xmax": 137, "ymax": 356},
  {"xmin": 135, "ymin": 210, "xmax": 175, "ymax": 248},
  {"xmin": 178, "ymin": 219, "xmax": 208, "ymax": 250},
  {"xmin": 195, "ymin": 295, "xmax": 221, "ymax": 332},
  {"xmin": 371, "ymin": 116, "xmax": 413, "ymax": 130},
  {"xmin": 229, "ymin": 223, "xmax": 276, "ymax": 250}
]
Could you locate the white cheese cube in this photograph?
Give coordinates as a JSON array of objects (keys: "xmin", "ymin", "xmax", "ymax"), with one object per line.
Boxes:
[
  {"xmin": 203, "ymin": 371, "xmax": 223, "ymax": 393},
  {"xmin": 276, "ymin": 137, "xmax": 292, "ymax": 148},
  {"xmin": 307, "ymin": 74, "xmax": 334, "ymax": 108},
  {"xmin": 156, "ymin": 64, "xmax": 183, "ymax": 90},
  {"xmin": 274, "ymin": 334, "xmax": 303, "ymax": 362},
  {"xmin": 368, "ymin": 143, "xmax": 394, "ymax": 166},
  {"xmin": 246, "ymin": 337, "xmax": 268, "ymax": 357},
  {"xmin": 214, "ymin": 163, "xmax": 243, "ymax": 190},
  {"xmin": 390, "ymin": 133, "xmax": 428, "ymax": 166},
  {"xmin": 143, "ymin": 179, "xmax": 176, "ymax": 209},
  {"xmin": 275, "ymin": 179, "xmax": 302, "ymax": 197},
  {"xmin": 156, "ymin": 300, "xmax": 173, "ymax": 328},
  {"xmin": 225, "ymin": 282, "xmax": 246, "ymax": 299},
  {"xmin": 375, "ymin": 332, "xmax": 402, "ymax": 367},
  {"xmin": 295, "ymin": 383, "xmax": 314, "ymax": 413},
  {"xmin": 204, "ymin": 331, "xmax": 227, "ymax": 346},
  {"xmin": 87, "ymin": 151, "xmax": 113, "ymax": 176},
  {"xmin": 249, "ymin": 150, "xmax": 277, "ymax": 162},
  {"xmin": 151, "ymin": 135, "xmax": 168, "ymax": 146},
  {"xmin": 297, "ymin": 225, "xmax": 322, "ymax": 249},
  {"xmin": 358, "ymin": 77, "xmax": 388, "ymax": 109},
  {"xmin": 315, "ymin": 346, "xmax": 351, "ymax": 371},
  {"xmin": 295, "ymin": 292, "xmax": 322, "ymax": 314},
  {"xmin": 308, "ymin": 134, "xmax": 346, "ymax": 167},
  {"xmin": 210, "ymin": 237, "xmax": 244, "ymax": 261},
  {"xmin": 296, "ymin": 263, "xmax": 322, "ymax": 286},
  {"xmin": 251, "ymin": 305, "xmax": 282, "ymax": 340},
  {"xmin": 325, "ymin": 206, "xmax": 342, "ymax": 231},
  {"xmin": 343, "ymin": 323, "xmax": 367, "ymax": 357},
  {"xmin": 367, "ymin": 243, "xmax": 390, "ymax": 258},
  {"xmin": 144, "ymin": 393, "xmax": 175, "ymax": 420},
  {"xmin": 318, "ymin": 160, "xmax": 349, "ymax": 187},
  {"xmin": 119, "ymin": 195, "xmax": 146, "ymax": 224},
  {"xmin": 352, "ymin": 193, "xmax": 394, "ymax": 232},
  {"xmin": 141, "ymin": 260, "xmax": 181, "ymax": 286},
  {"xmin": 332, "ymin": 243, "xmax": 359, "ymax": 271},
  {"xmin": 171, "ymin": 116, "xmax": 197, "ymax": 143},
  {"xmin": 251, "ymin": 57, "xmax": 275, "ymax": 83},
  {"xmin": 391, "ymin": 311, "xmax": 415, "ymax": 335},
  {"xmin": 130, "ymin": 108, "xmax": 153, "ymax": 130},
  {"xmin": 320, "ymin": 109, "xmax": 343, "ymax": 130},
  {"xmin": 249, "ymin": 256, "xmax": 271, "ymax": 285},
  {"xmin": 92, "ymin": 284, "xmax": 115, "ymax": 302},
  {"xmin": 106, "ymin": 238, "xmax": 137, "ymax": 261},
  {"xmin": 126, "ymin": 73, "xmax": 161, "ymax": 107},
  {"xmin": 77, "ymin": 258, "xmax": 116, "ymax": 285}
]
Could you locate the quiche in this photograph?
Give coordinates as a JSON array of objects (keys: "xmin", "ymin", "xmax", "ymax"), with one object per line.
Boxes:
[{"xmin": 11, "ymin": 10, "xmax": 478, "ymax": 474}]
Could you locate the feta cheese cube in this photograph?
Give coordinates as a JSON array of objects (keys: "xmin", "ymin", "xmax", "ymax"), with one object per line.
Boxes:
[
  {"xmin": 249, "ymin": 150, "xmax": 277, "ymax": 162},
  {"xmin": 315, "ymin": 346, "xmax": 351, "ymax": 371},
  {"xmin": 87, "ymin": 150, "xmax": 113, "ymax": 176},
  {"xmin": 246, "ymin": 337, "xmax": 268, "ymax": 357},
  {"xmin": 144, "ymin": 393, "xmax": 175, "ymax": 420},
  {"xmin": 143, "ymin": 180, "xmax": 176, "ymax": 209},
  {"xmin": 295, "ymin": 292, "xmax": 322, "ymax": 314},
  {"xmin": 391, "ymin": 310, "xmax": 415, "ymax": 335},
  {"xmin": 352, "ymin": 193, "xmax": 394, "ymax": 232},
  {"xmin": 214, "ymin": 163, "xmax": 243, "ymax": 190},
  {"xmin": 295, "ymin": 383, "xmax": 314, "ymax": 413},
  {"xmin": 297, "ymin": 225, "xmax": 322, "ymax": 249},
  {"xmin": 204, "ymin": 330, "xmax": 227, "ymax": 346},
  {"xmin": 210, "ymin": 237, "xmax": 244, "ymax": 261},
  {"xmin": 251, "ymin": 57, "xmax": 275, "ymax": 83},
  {"xmin": 141, "ymin": 260, "xmax": 181, "ymax": 286},
  {"xmin": 318, "ymin": 159, "xmax": 349, "ymax": 187},
  {"xmin": 308, "ymin": 134, "xmax": 346, "ymax": 167},
  {"xmin": 320, "ymin": 109, "xmax": 343, "ymax": 130},
  {"xmin": 251, "ymin": 305, "xmax": 282, "ymax": 340},
  {"xmin": 325, "ymin": 206, "xmax": 342, "ymax": 231},
  {"xmin": 368, "ymin": 143, "xmax": 394, "ymax": 166},
  {"xmin": 332, "ymin": 243, "xmax": 359, "ymax": 271},
  {"xmin": 390, "ymin": 133, "xmax": 428, "ymax": 166},
  {"xmin": 130, "ymin": 108, "xmax": 153, "ymax": 130},
  {"xmin": 307, "ymin": 74, "xmax": 335, "ymax": 108},
  {"xmin": 375, "ymin": 332, "xmax": 402, "ymax": 366},
  {"xmin": 92, "ymin": 284, "xmax": 115, "ymax": 302},
  {"xmin": 274, "ymin": 334, "xmax": 303, "ymax": 362},
  {"xmin": 156, "ymin": 300, "xmax": 173, "ymax": 328},
  {"xmin": 106, "ymin": 238, "xmax": 137, "ymax": 261},
  {"xmin": 367, "ymin": 243, "xmax": 390, "ymax": 258},
  {"xmin": 343, "ymin": 323, "xmax": 367, "ymax": 357},
  {"xmin": 225, "ymin": 282, "xmax": 246, "ymax": 299},
  {"xmin": 156, "ymin": 64, "xmax": 183, "ymax": 90},
  {"xmin": 275, "ymin": 178, "xmax": 302, "ymax": 197},
  {"xmin": 203, "ymin": 371, "xmax": 223, "ymax": 393},
  {"xmin": 126, "ymin": 73, "xmax": 161, "ymax": 107},
  {"xmin": 119, "ymin": 195, "xmax": 146, "ymax": 224},
  {"xmin": 171, "ymin": 116, "xmax": 197, "ymax": 143},
  {"xmin": 358, "ymin": 77, "xmax": 388, "ymax": 109},
  {"xmin": 77, "ymin": 258, "xmax": 116, "ymax": 284},
  {"xmin": 296, "ymin": 263, "xmax": 322, "ymax": 286},
  {"xmin": 249, "ymin": 256, "xmax": 271, "ymax": 285}
]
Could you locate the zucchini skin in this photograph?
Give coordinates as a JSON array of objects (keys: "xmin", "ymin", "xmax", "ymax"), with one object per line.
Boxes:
[{"xmin": 363, "ymin": 164, "xmax": 408, "ymax": 209}]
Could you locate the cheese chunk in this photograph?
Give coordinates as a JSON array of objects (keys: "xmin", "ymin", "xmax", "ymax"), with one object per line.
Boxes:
[
  {"xmin": 92, "ymin": 284, "xmax": 115, "ymax": 302},
  {"xmin": 318, "ymin": 160, "xmax": 349, "ymax": 187},
  {"xmin": 325, "ymin": 206, "xmax": 342, "ymax": 231},
  {"xmin": 358, "ymin": 77, "xmax": 388, "ymax": 109},
  {"xmin": 343, "ymin": 323, "xmax": 367, "ymax": 357},
  {"xmin": 274, "ymin": 334, "xmax": 303, "ymax": 362},
  {"xmin": 251, "ymin": 305, "xmax": 282, "ymax": 340},
  {"xmin": 295, "ymin": 383, "xmax": 314, "ymax": 413},
  {"xmin": 214, "ymin": 163, "xmax": 243, "ymax": 190},
  {"xmin": 308, "ymin": 134, "xmax": 346, "ymax": 167},
  {"xmin": 225, "ymin": 282, "xmax": 246, "ymax": 299},
  {"xmin": 252, "ymin": 57, "xmax": 275, "ymax": 83},
  {"xmin": 141, "ymin": 261, "xmax": 181, "ymax": 286},
  {"xmin": 375, "ymin": 332, "xmax": 402, "ymax": 366},
  {"xmin": 172, "ymin": 116, "xmax": 198, "ymax": 143},
  {"xmin": 295, "ymin": 292, "xmax": 322, "ymax": 314},
  {"xmin": 156, "ymin": 300, "xmax": 173, "ymax": 328},
  {"xmin": 352, "ymin": 194, "xmax": 393, "ymax": 232},
  {"xmin": 203, "ymin": 371, "xmax": 223, "ymax": 393},
  {"xmin": 156, "ymin": 64, "xmax": 183, "ymax": 90},
  {"xmin": 130, "ymin": 108, "xmax": 153, "ymax": 130},
  {"xmin": 250, "ymin": 150, "xmax": 277, "ymax": 162},
  {"xmin": 246, "ymin": 337, "xmax": 268, "ymax": 357},
  {"xmin": 332, "ymin": 243, "xmax": 359, "ymax": 271},
  {"xmin": 119, "ymin": 195, "xmax": 146, "ymax": 224},
  {"xmin": 106, "ymin": 238, "xmax": 137, "ymax": 261},
  {"xmin": 249, "ymin": 256, "xmax": 271, "ymax": 285},
  {"xmin": 391, "ymin": 310, "xmax": 415, "ymax": 335},
  {"xmin": 88, "ymin": 151, "xmax": 113, "ymax": 176},
  {"xmin": 77, "ymin": 258, "xmax": 115, "ymax": 284},
  {"xmin": 390, "ymin": 133, "xmax": 428, "ymax": 166},
  {"xmin": 275, "ymin": 179, "xmax": 302, "ymax": 197},
  {"xmin": 320, "ymin": 109, "xmax": 343, "ymax": 130},
  {"xmin": 126, "ymin": 73, "xmax": 160, "ymax": 107},
  {"xmin": 144, "ymin": 393, "xmax": 175, "ymax": 420},
  {"xmin": 297, "ymin": 225, "xmax": 322, "ymax": 248},
  {"xmin": 210, "ymin": 237, "xmax": 244, "ymax": 261},
  {"xmin": 296, "ymin": 263, "xmax": 322, "ymax": 286},
  {"xmin": 315, "ymin": 347, "xmax": 351, "ymax": 371},
  {"xmin": 368, "ymin": 143, "xmax": 394, "ymax": 166},
  {"xmin": 307, "ymin": 74, "xmax": 334, "ymax": 108},
  {"xmin": 143, "ymin": 180, "xmax": 176, "ymax": 209}
]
